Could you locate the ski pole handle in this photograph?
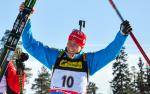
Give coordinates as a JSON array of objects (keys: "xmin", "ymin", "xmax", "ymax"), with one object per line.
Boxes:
[{"xmin": 109, "ymin": 0, "xmax": 150, "ymax": 65}]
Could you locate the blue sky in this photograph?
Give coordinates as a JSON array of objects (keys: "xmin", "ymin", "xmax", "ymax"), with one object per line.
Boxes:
[{"xmin": 0, "ymin": 0, "xmax": 150, "ymax": 94}]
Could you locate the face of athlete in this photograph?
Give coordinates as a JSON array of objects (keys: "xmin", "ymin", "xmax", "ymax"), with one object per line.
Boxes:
[{"xmin": 67, "ymin": 40, "xmax": 82, "ymax": 55}]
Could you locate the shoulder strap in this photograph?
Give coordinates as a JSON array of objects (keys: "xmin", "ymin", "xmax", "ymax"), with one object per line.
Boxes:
[
  {"xmin": 82, "ymin": 53, "xmax": 86, "ymax": 62},
  {"xmin": 51, "ymin": 50, "xmax": 65, "ymax": 74},
  {"xmin": 82, "ymin": 53, "xmax": 90, "ymax": 82},
  {"xmin": 58, "ymin": 49, "xmax": 65, "ymax": 58}
]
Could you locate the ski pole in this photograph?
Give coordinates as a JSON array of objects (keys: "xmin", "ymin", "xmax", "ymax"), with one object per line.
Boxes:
[{"xmin": 109, "ymin": 0, "xmax": 150, "ymax": 65}]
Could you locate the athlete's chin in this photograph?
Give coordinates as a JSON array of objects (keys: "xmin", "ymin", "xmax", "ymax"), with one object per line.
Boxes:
[{"xmin": 68, "ymin": 51, "xmax": 75, "ymax": 54}]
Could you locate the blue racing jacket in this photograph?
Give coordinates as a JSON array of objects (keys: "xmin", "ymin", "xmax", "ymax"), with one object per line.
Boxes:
[{"xmin": 22, "ymin": 20, "xmax": 128, "ymax": 76}]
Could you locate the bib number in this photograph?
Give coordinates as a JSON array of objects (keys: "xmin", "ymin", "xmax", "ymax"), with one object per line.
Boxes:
[{"xmin": 62, "ymin": 75, "xmax": 74, "ymax": 88}]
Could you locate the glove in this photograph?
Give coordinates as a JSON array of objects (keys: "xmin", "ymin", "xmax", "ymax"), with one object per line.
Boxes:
[{"xmin": 120, "ymin": 20, "xmax": 132, "ymax": 36}]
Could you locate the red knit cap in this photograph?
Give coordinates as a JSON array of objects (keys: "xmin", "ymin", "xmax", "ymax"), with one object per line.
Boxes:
[{"xmin": 68, "ymin": 29, "xmax": 87, "ymax": 48}]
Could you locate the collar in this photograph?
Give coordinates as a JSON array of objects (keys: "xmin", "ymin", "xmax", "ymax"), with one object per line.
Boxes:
[{"xmin": 65, "ymin": 48, "xmax": 83, "ymax": 59}]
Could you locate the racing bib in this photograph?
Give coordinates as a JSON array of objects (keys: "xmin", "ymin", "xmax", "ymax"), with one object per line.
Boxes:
[{"xmin": 50, "ymin": 69, "xmax": 88, "ymax": 93}]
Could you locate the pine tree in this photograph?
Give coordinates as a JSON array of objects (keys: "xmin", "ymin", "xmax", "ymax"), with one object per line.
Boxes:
[
  {"xmin": 0, "ymin": 30, "xmax": 10, "ymax": 54},
  {"xmin": 110, "ymin": 47, "xmax": 134, "ymax": 94},
  {"xmin": 87, "ymin": 82, "xmax": 98, "ymax": 94},
  {"xmin": 130, "ymin": 66, "xmax": 138, "ymax": 93},
  {"xmin": 136, "ymin": 58, "xmax": 146, "ymax": 94},
  {"xmin": 25, "ymin": 68, "xmax": 33, "ymax": 84},
  {"xmin": 0, "ymin": 30, "xmax": 22, "ymax": 48},
  {"xmin": 0, "ymin": 30, "xmax": 10, "ymax": 46},
  {"xmin": 23, "ymin": 67, "xmax": 33, "ymax": 93},
  {"xmin": 31, "ymin": 66, "xmax": 51, "ymax": 94},
  {"xmin": 144, "ymin": 64, "xmax": 150, "ymax": 93},
  {"xmin": 0, "ymin": 30, "xmax": 22, "ymax": 58}
]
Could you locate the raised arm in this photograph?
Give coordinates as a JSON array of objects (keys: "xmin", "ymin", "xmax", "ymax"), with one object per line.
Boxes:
[{"xmin": 86, "ymin": 20, "xmax": 132, "ymax": 75}]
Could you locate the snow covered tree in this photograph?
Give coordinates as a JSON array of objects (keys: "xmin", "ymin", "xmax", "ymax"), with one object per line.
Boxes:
[
  {"xmin": 144, "ymin": 64, "xmax": 150, "ymax": 93},
  {"xmin": 31, "ymin": 66, "xmax": 51, "ymax": 94},
  {"xmin": 130, "ymin": 66, "xmax": 138, "ymax": 93},
  {"xmin": 23, "ymin": 67, "xmax": 33, "ymax": 93},
  {"xmin": 87, "ymin": 82, "xmax": 98, "ymax": 94},
  {"xmin": 136, "ymin": 58, "xmax": 146, "ymax": 94},
  {"xmin": 110, "ymin": 47, "xmax": 134, "ymax": 94}
]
